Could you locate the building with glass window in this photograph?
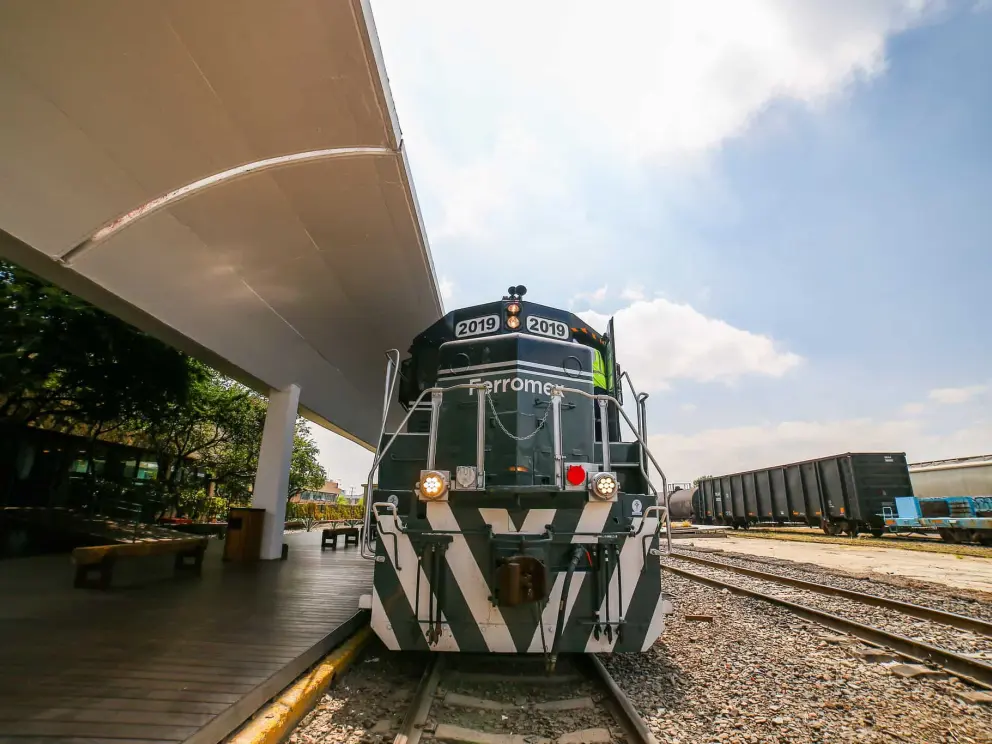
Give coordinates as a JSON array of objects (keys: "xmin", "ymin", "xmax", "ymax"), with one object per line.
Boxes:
[{"xmin": 0, "ymin": 424, "xmax": 204, "ymax": 511}]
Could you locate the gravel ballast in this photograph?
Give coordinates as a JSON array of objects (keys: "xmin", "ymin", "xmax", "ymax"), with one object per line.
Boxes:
[
  {"xmin": 289, "ymin": 643, "xmax": 424, "ymax": 744},
  {"xmin": 675, "ymin": 545, "xmax": 992, "ymax": 621},
  {"xmin": 289, "ymin": 546, "xmax": 992, "ymax": 744},
  {"xmin": 606, "ymin": 573, "xmax": 992, "ymax": 743},
  {"xmin": 663, "ymin": 555, "xmax": 992, "ymax": 659}
]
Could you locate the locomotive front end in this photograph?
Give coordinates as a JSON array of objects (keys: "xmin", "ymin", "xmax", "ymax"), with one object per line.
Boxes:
[{"xmin": 362, "ymin": 287, "xmax": 672, "ymax": 656}]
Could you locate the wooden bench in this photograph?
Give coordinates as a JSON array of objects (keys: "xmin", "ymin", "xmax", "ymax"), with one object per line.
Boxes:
[
  {"xmin": 321, "ymin": 526, "xmax": 360, "ymax": 551},
  {"xmin": 72, "ymin": 537, "xmax": 209, "ymax": 590}
]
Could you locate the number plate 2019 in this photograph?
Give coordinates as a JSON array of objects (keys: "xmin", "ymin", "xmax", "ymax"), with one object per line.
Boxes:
[
  {"xmin": 526, "ymin": 315, "xmax": 569, "ymax": 340},
  {"xmin": 455, "ymin": 315, "xmax": 499, "ymax": 338}
]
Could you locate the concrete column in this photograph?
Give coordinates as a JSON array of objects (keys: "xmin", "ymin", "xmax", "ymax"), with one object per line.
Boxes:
[{"xmin": 252, "ymin": 384, "xmax": 301, "ymax": 560}]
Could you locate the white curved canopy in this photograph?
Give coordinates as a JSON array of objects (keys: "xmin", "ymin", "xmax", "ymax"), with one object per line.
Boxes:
[{"xmin": 0, "ymin": 0, "xmax": 443, "ymax": 448}]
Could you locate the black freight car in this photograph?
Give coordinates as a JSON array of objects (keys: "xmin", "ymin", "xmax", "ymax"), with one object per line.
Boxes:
[{"xmin": 693, "ymin": 453, "xmax": 914, "ymax": 537}]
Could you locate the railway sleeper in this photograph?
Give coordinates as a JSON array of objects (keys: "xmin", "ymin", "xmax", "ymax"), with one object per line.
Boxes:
[{"xmin": 393, "ymin": 652, "xmax": 655, "ymax": 744}]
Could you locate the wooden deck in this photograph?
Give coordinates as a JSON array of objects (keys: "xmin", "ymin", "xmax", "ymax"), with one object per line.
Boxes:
[{"xmin": 0, "ymin": 530, "xmax": 373, "ymax": 744}]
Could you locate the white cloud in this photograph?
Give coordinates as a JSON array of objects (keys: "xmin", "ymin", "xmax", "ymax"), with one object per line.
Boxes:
[
  {"xmin": 649, "ymin": 416, "xmax": 992, "ymax": 482},
  {"xmin": 439, "ymin": 276, "xmax": 455, "ymax": 302},
  {"xmin": 372, "ymin": 0, "xmax": 937, "ymax": 243},
  {"xmin": 570, "ymin": 285, "xmax": 609, "ymax": 307},
  {"xmin": 621, "ymin": 285, "xmax": 646, "ymax": 302},
  {"xmin": 680, "ymin": 403, "xmax": 698, "ymax": 413},
  {"xmin": 359, "ymin": 1, "xmax": 972, "ymax": 489},
  {"xmin": 412, "ymin": 123, "xmax": 564, "ymax": 243},
  {"xmin": 578, "ymin": 298, "xmax": 801, "ymax": 391},
  {"xmin": 541, "ymin": 1, "xmax": 931, "ymax": 161},
  {"xmin": 902, "ymin": 402, "xmax": 926, "ymax": 415},
  {"xmin": 929, "ymin": 385, "xmax": 987, "ymax": 404}
]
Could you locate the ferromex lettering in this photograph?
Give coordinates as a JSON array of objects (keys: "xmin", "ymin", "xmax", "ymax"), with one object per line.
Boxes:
[{"xmin": 469, "ymin": 376, "xmax": 557, "ymax": 396}]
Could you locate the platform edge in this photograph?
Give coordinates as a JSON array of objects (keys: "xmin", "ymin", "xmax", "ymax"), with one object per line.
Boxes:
[{"xmin": 225, "ymin": 623, "xmax": 373, "ymax": 744}]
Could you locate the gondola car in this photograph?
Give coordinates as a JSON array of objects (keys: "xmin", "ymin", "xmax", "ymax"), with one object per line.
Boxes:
[
  {"xmin": 694, "ymin": 453, "xmax": 914, "ymax": 536},
  {"xmin": 358, "ymin": 286, "xmax": 672, "ymax": 662}
]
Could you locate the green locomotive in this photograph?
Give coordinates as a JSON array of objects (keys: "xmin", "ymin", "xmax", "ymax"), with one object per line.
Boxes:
[{"xmin": 360, "ymin": 286, "xmax": 671, "ymax": 659}]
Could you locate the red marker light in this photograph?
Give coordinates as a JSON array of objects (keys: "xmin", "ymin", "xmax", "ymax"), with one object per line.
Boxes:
[{"xmin": 566, "ymin": 465, "xmax": 586, "ymax": 486}]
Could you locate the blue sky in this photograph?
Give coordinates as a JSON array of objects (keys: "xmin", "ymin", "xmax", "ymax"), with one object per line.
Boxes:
[{"xmin": 316, "ymin": 0, "xmax": 992, "ymax": 487}]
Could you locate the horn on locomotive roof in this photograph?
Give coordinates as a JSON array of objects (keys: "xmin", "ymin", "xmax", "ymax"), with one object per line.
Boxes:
[{"xmin": 505, "ymin": 285, "xmax": 528, "ymax": 300}]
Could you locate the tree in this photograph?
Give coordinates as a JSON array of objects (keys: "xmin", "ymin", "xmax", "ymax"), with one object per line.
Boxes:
[
  {"xmin": 136, "ymin": 369, "xmax": 262, "ymax": 516},
  {"xmin": 287, "ymin": 422, "xmax": 327, "ymax": 501},
  {"xmin": 1, "ymin": 259, "xmax": 197, "ymax": 506},
  {"xmin": 1, "ymin": 258, "xmax": 328, "ymax": 520},
  {"xmin": 0, "ymin": 259, "xmax": 193, "ymax": 431},
  {"xmin": 195, "ymin": 396, "xmax": 327, "ymax": 514}
]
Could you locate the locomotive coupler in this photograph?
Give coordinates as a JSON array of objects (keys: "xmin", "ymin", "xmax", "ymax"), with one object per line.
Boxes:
[
  {"xmin": 488, "ymin": 533, "xmax": 552, "ymax": 607},
  {"xmin": 495, "ymin": 555, "xmax": 548, "ymax": 606}
]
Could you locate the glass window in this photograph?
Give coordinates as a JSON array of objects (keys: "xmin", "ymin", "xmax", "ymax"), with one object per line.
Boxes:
[
  {"xmin": 136, "ymin": 459, "xmax": 159, "ymax": 480},
  {"xmin": 122, "ymin": 459, "xmax": 138, "ymax": 479},
  {"xmin": 69, "ymin": 453, "xmax": 90, "ymax": 474},
  {"xmin": 91, "ymin": 447, "xmax": 106, "ymax": 475}
]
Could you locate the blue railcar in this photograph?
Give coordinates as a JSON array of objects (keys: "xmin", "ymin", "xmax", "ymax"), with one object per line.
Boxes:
[{"xmin": 883, "ymin": 495, "xmax": 992, "ymax": 545}]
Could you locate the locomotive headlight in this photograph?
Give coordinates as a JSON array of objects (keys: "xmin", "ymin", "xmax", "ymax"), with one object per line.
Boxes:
[
  {"xmin": 590, "ymin": 472, "xmax": 619, "ymax": 500},
  {"xmin": 418, "ymin": 470, "xmax": 449, "ymax": 500},
  {"xmin": 506, "ymin": 315, "xmax": 521, "ymax": 329},
  {"xmin": 506, "ymin": 302, "xmax": 520, "ymax": 315}
]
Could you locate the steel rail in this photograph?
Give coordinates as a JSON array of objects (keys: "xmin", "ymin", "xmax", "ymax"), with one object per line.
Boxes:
[
  {"xmin": 390, "ymin": 652, "xmax": 657, "ymax": 744},
  {"xmin": 665, "ymin": 564, "xmax": 992, "ymax": 690},
  {"xmin": 671, "ymin": 551, "xmax": 992, "ymax": 638},
  {"xmin": 392, "ymin": 654, "xmax": 444, "ymax": 744},
  {"xmin": 585, "ymin": 654, "xmax": 659, "ymax": 744}
]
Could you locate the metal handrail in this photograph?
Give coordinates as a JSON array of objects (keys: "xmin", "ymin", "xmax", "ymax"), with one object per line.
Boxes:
[
  {"xmin": 619, "ymin": 370, "xmax": 641, "ymax": 435},
  {"xmin": 379, "ymin": 350, "xmax": 401, "ymax": 441},
  {"xmin": 360, "ymin": 381, "xmax": 488, "ymax": 559},
  {"xmin": 360, "ymin": 351, "xmax": 400, "ymax": 558},
  {"xmin": 360, "ymin": 371, "xmax": 672, "ymax": 557},
  {"xmin": 551, "ymin": 385, "xmax": 672, "ymax": 553},
  {"xmin": 618, "ymin": 371, "xmax": 652, "ymax": 498}
]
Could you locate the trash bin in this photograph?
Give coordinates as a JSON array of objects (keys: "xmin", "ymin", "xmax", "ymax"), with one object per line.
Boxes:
[{"xmin": 223, "ymin": 507, "xmax": 266, "ymax": 562}]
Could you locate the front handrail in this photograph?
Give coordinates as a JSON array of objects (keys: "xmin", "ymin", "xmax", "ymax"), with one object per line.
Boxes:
[
  {"xmin": 551, "ymin": 385, "xmax": 673, "ymax": 554},
  {"xmin": 360, "ymin": 381, "xmax": 488, "ymax": 558},
  {"xmin": 361, "ymin": 373, "xmax": 673, "ymax": 557},
  {"xmin": 379, "ymin": 350, "xmax": 401, "ymax": 438},
  {"xmin": 618, "ymin": 371, "xmax": 652, "ymax": 503},
  {"xmin": 372, "ymin": 501, "xmax": 406, "ymax": 569},
  {"xmin": 619, "ymin": 370, "xmax": 642, "ymax": 438},
  {"xmin": 361, "ymin": 351, "xmax": 400, "ymax": 558}
]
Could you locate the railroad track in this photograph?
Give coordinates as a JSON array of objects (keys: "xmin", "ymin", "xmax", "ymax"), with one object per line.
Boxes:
[
  {"xmin": 725, "ymin": 527, "xmax": 992, "ymax": 555},
  {"xmin": 393, "ymin": 652, "xmax": 657, "ymax": 744},
  {"xmin": 670, "ymin": 549, "xmax": 992, "ymax": 637},
  {"xmin": 663, "ymin": 554, "xmax": 992, "ymax": 690}
]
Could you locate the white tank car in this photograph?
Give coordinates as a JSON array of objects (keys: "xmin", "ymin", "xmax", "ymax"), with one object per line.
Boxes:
[{"xmin": 909, "ymin": 455, "xmax": 992, "ymax": 498}]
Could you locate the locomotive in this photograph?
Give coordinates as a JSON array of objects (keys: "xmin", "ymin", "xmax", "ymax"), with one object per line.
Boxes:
[{"xmin": 358, "ymin": 286, "xmax": 672, "ymax": 661}]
